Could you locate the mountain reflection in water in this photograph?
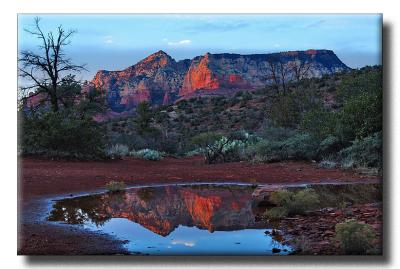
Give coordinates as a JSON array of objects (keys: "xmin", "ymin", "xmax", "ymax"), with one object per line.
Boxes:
[{"xmin": 48, "ymin": 184, "xmax": 292, "ymax": 255}]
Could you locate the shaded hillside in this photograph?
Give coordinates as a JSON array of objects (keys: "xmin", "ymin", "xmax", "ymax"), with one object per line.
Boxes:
[{"xmin": 105, "ymin": 66, "xmax": 382, "ymax": 171}]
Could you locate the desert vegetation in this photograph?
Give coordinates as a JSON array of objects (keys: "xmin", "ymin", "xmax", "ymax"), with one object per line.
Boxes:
[
  {"xmin": 334, "ymin": 220, "xmax": 377, "ymax": 254},
  {"xmin": 18, "ymin": 19, "xmax": 382, "ymax": 170}
]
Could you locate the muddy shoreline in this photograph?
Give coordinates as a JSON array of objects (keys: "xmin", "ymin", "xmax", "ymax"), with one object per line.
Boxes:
[{"xmin": 18, "ymin": 156, "xmax": 381, "ymax": 255}]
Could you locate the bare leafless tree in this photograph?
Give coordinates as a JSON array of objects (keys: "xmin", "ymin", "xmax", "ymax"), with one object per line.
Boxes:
[
  {"xmin": 18, "ymin": 17, "xmax": 86, "ymax": 111},
  {"xmin": 266, "ymin": 56, "xmax": 291, "ymax": 95},
  {"xmin": 266, "ymin": 55, "xmax": 313, "ymax": 95},
  {"xmin": 289, "ymin": 60, "xmax": 312, "ymax": 84}
]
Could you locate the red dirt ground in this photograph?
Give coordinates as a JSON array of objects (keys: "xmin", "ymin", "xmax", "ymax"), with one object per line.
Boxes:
[
  {"xmin": 20, "ymin": 156, "xmax": 379, "ymax": 199},
  {"xmin": 18, "ymin": 156, "xmax": 381, "ymax": 255}
]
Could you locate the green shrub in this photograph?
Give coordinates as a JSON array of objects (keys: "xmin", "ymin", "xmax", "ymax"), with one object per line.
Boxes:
[
  {"xmin": 131, "ymin": 149, "xmax": 164, "ymax": 161},
  {"xmin": 20, "ymin": 109, "xmax": 106, "ymax": 159},
  {"xmin": 191, "ymin": 131, "xmax": 247, "ymax": 164},
  {"xmin": 105, "ymin": 181, "xmax": 126, "ymax": 192},
  {"xmin": 337, "ymin": 66, "xmax": 382, "ymax": 104},
  {"xmin": 339, "ymin": 132, "xmax": 382, "ymax": 168},
  {"xmin": 106, "ymin": 144, "xmax": 129, "ymax": 159},
  {"xmin": 300, "ymin": 108, "xmax": 337, "ymax": 141},
  {"xmin": 244, "ymin": 140, "xmax": 285, "ymax": 163},
  {"xmin": 267, "ymin": 93, "xmax": 301, "ymax": 128},
  {"xmin": 318, "ymin": 135, "xmax": 342, "ymax": 157},
  {"xmin": 219, "ymin": 138, "xmax": 247, "ymax": 162},
  {"xmin": 334, "ymin": 220, "xmax": 376, "ymax": 254},
  {"xmin": 185, "ymin": 148, "xmax": 202, "ymax": 157},
  {"xmin": 339, "ymin": 90, "xmax": 382, "ymax": 141},
  {"xmin": 318, "ymin": 159, "xmax": 338, "ymax": 169},
  {"xmin": 267, "ymin": 188, "xmax": 320, "ymax": 219},
  {"xmin": 265, "ymin": 207, "xmax": 288, "ymax": 220},
  {"xmin": 282, "ymin": 133, "xmax": 319, "ymax": 160},
  {"xmin": 245, "ymin": 132, "xmax": 318, "ymax": 163}
]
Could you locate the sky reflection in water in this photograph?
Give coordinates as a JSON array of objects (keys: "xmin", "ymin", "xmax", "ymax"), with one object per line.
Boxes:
[{"xmin": 48, "ymin": 184, "xmax": 292, "ymax": 255}]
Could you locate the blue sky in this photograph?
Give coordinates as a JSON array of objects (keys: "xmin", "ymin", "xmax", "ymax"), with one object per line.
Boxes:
[{"xmin": 18, "ymin": 14, "xmax": 382, "ymax": 81}]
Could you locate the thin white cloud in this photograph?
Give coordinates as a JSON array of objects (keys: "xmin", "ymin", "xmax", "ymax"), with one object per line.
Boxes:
[
  {"xmin": 166, "ymin": 39, "xmax": 192, "ymax": 46},
  {"xmin": 104, "ymin": 35, "xmax": 114, "ymax": 44},
  {"xmin": 171, "ymin": 240, "xmax": 195, "ymax": 247}
]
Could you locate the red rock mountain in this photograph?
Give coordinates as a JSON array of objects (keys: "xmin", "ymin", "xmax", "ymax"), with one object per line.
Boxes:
[{"xmin": 85, "ymin": 49, "xmax": 350, "ymax": 112}]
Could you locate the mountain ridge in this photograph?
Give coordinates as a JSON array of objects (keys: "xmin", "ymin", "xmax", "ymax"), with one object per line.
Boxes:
[{"xmin": 84, "ymin": 49, "xmax": 350, "ymax": 112}]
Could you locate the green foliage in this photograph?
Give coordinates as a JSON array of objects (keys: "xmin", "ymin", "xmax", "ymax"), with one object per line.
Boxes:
[
  {"xmin": 337, "ymin": 66, "xmax": 382, "ymax": 104},
  {"xmin": 185, "ymin": 148, "xmax": 202, "ymax": 157},
  {"xmin": 318, "ymin": 135, "xmax": 342, "ymax": 157},
  {"xmin": 265, "ymin": 207, "xmax": 288, "ymax": 220},
  {"xmin": 130, "ymin": 149, "xmax": 164, "ymax": 161},
  {"xmin": 106, "ymin": 144, "xmax": 129, "ymax": 159},
  {"xmin": 339, "ymin": 90, "xmax": 382, "ymax": 141},
  {"xmin": 334, "ymin": 220, "xmax": 376, "ymax": 254},
  {"xmin": 267, "ymin": 188, "xmax": 320, "ymax": 218},
  {"xmin": 245, "ymin": 131, "xmax": 318, "ymax": 163},
  {"xmin": 318, "ymin": 158, "xmax": 338, "ymax": 169},
  {"xmin": 283, "ymin": 133, "xmax": 319, "ymax": 160},
  {"xmin": 191, "ymin": 132, "xmax": 248, "ymax": 164},
  {"xmin": 76, "ymin": 86, "xmax": 107, "ymax": 117},
  {"xmin": 191, "ymin": 132, "xmax": 224, "ymax": 164},
  {"xmin": 300, "ymin": 108, "xmax": 338, "ymax": 141},
  {"xmin": 105, "ymin": 180, "xmax": 126, "ymax": 192},
  {"xmin": 267, "ymin": 93, "xmax": 301, "ymax": 128},
  {"xmin": 20, "ymin": 109, "xmax": 107, "ymax": 159},
  {"xmin": 339, "ymin": 132, "xmax": 382, "ymax": 169},
  {"xmin": 56, "ymin": 75, "xmax": 83, "ymax": 108},
  {"xmin": 244, "ymin": 140, "xmax": 285, "ymax": 163},
  {"xmin": 134, "ymin": 101, "xmax": 153, "ymax": 135}
]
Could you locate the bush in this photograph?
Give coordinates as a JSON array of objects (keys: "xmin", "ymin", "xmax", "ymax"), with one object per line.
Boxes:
[
  {"xmin": 318, "ymin": 158, "xmax": 338, "ymax": 169},
  {"xmin": 266, "ymin": 188, "xmax": 320, "ymax": 219},
  {"xmin": 282, "ymin": 133, "xmax": 319, "ymax": 160},
  {"xmin": 105, "ymin": 181, "xmax": 126, "ymax": 192},
  {"xmin": 131, "ymin": 149, "xmax": 164, "ymax": 161},
  {"xmin": 337, "ymin": 66, "xmax": 382, "ymax": 104},
  {"xmin": 245, "ymin": 132, "xmax": 318, "ymax": 163},
  {"xmin": 219, "ymin": 138, "xmax": 247, "ymax": 162},
  {"xmin": 339, "ymin": 90, "xmax": 382, "ymax": 141},
  {"xmin": 334, "ymin": 220, "xmax": 376, "ymax": 254},
  {"xmin": 257, "ymin": 122, "xmax": 295, "ymax": 141},
  {"xmin": 300, "ymin": 108, "xmax": 337, "ymax": 141},
  {"xmin": 244, "ymin": 140, "xmax": 284, "ymax": 163},
  {"xmin": 185, "ymin": 148, "xmax": 202, "ymax": 157},
  {"xmin": 267, "ymin": 93, "xmax": 301, "ymax": 128},
  {"xmin": 106, "ymin": 144, "xmax": 129, "ymax": 159},
  {"xmin": 191, "ymin": 132, "xmax": 247, "ymax": 164},
  {"xmin": 339, "ymin": 132, "xmax": 382, "ymax": 168},
  {"xmin": 318, "ymin": 135, "xmax": 342, "ymax": 157},
  {"xmin": 265, "ymin": 207, "xmax": 289, "ymax": 220},
  {"xmin": 20, "ymin": 109, "xmax": 107, "ymax": 159}
]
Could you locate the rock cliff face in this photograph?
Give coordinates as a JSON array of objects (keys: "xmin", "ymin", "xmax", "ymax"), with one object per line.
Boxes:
[
  {"xmin": 87, "ymin": 50, "xmax": 190, "ymax": 112},
  {"xmin": 85, "ymin": 49, "xmax": 350, "ymax": 112}
]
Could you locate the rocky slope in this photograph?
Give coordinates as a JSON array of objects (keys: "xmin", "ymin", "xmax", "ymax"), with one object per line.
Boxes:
[
  {"xmin": 85, "ymin": 51, "xmax": 190, "ymax": 112},
  {"xmin": 85, "ymin": 49, "xmax": 350, "ymax": 112}
]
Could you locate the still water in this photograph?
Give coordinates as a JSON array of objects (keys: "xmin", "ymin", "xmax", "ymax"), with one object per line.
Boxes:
[{"xmin": 48, "ymin": 184, "xmax": 292, "ymax": 255}]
